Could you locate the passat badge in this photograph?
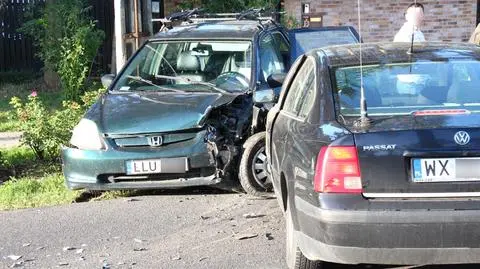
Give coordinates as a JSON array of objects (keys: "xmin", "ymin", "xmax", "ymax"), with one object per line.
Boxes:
[
  {"xmin": 454, "ymin": 131, "xmax": 470, "ymax": 146},
  {"xmin": 148, "ymin": 136, "xmax": 163, "ymax": 147}
]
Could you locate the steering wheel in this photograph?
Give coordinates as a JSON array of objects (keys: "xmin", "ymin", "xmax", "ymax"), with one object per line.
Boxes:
[{"xmin": 216, "ymin": 72, "xmax": 250, "ymax": 88}]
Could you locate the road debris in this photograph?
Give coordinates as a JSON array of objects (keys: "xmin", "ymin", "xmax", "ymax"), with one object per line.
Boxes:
[
  {"xmin": 242, "ymin": 213, "xmax": 266, "ymax": 219},
  {"xmin": 10, "ymin": 261, "xmax": 23, "ymax": 268},
  {"xmin": 265, "ymin": 233, "xmax": 274, "ymax": 240},
  {"xmin": 7, "ymin": 255, "xmax": 22, "ymax": 261},
  {"xmin": 235, "ymin": 233, "xmax": 258, "ymax": 240}
]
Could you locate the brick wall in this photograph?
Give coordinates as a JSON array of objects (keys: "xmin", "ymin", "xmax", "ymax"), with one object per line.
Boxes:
[{"xmin": 284, "ymin": 0, "xmax": 477, "ymax": 42}]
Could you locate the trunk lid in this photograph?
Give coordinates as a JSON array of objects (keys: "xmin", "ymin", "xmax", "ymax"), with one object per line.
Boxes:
[
  {"xmin": 348, "ymin": 114, "xmax": 480, "ymax": 196},
  {"xmin": 288, "ymin": 26, "xmax": 360, "ymax": 64}
]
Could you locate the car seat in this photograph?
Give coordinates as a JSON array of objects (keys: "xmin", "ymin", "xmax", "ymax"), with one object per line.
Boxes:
[{"xmin": 176, "ymin": 51, "xmax": 205, "ymax": 83}]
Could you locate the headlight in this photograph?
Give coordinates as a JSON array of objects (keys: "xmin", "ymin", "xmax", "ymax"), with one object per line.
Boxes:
[{"xmin": 70, "ymin": 119, "xmax": 106, "ymax": 150}]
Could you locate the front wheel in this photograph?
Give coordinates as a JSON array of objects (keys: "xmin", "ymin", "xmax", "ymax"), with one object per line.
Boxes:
[
  {"xmin": 286, "ymin": 200, "xmax": 324, "ymax": 269},
  {"xmin": 239, "ymin": 132, "xmax": 272, "ymax": 196}
]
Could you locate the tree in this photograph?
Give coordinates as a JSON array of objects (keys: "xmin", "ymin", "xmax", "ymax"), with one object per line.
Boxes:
[{"xmin": 178, "ymin": 0, "xmax": 278, "ymax": 13}]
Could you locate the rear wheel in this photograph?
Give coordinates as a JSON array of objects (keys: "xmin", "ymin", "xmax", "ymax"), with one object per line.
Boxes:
[
  {"xmin": 286, "ymin": 200, "xmax": 323, "ymax": 269},
  {"xmin": 239, "ymin": 132, "xmax": 272, "ymax": 196}
]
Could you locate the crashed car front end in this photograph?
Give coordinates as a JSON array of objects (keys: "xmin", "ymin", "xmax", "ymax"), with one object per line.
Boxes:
[
  {"xmin": 62, "ymin": 38, "xmax": 254, "ymax": 190},
  {"xmin": 62, "ymin": 93, "xmax": 252, "ymax": 190}
]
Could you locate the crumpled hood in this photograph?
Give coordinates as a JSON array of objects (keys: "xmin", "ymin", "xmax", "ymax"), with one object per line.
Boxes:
[{"xmin": 95, "ymin": 92, "xmax": 238, "ymax": 135}]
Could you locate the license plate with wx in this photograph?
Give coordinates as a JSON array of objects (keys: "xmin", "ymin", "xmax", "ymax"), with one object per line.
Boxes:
[
  {"xmin": 126, "ymin": 158, "xmax": 188, "ymax": 175},
  {"xmin": 412, "ymin": 158, "xmax": 480, "ymax": 183}
]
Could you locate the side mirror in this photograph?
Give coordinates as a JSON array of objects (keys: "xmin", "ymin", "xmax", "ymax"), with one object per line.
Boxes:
[
  {"xmin": 101, "ymin": 74, "xmax": 115, "ymax": 88},
  {"xmin": 254, "ymin": 89, "xmax": 278, "ymax": 104},
  {"xmin": 267, "ymin": 73, "xmax": 287, "ymax": 89}
]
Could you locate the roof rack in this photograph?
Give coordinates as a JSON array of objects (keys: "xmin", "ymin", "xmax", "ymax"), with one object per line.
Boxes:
[{"xmin": 153, "ymin": 8, "xmax": 283, "ymax": 31}]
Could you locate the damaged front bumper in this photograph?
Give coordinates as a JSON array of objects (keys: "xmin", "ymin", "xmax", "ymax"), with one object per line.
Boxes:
[{"xmin": 62, "ymin": 130, "xmax": 237, "ymax": 190}]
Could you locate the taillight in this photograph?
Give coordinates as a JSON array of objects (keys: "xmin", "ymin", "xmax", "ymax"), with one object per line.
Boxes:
[{"xmin": 314, "ymin": 146, "xmax": 362, "ymax": 193}]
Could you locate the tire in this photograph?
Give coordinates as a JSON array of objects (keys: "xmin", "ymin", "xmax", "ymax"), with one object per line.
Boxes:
[
  {"xmin": 239, "ymin": 132, "xmax": 272, "ymax": 196},
  {"xmin": 286, "ymin": 200, "xmax": 323, "ymax": 269}
]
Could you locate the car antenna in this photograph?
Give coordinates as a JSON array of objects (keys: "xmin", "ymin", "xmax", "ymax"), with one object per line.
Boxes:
[
  {"xmin": 354, "ymin": 0, "xmax": 372, "ymax": 129},
  {"xmin": 407, "ymin": 0, "xmax": 417, "ymax": 54}
]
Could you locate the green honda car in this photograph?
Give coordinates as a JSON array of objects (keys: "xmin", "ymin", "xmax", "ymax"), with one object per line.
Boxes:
[{"xmin": 61, "ymin": 10, "xmax": 360, "ymax": 193}]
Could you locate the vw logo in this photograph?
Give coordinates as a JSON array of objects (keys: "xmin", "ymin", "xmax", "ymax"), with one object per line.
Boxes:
[
  {"xmin": 148, "ymin": 136, "xmax": 163, "ymax": 147},
  {"xmin": 454, "ymin": 131, "xmax": 470, "ymax": 146}
]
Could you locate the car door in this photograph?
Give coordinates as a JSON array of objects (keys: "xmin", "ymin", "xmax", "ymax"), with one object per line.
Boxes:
[
  {"xmin": 267, "ymin": 55, "xmax": 306, "ymax": 180},
  {"xmin": 288, "ymin": 26, "xmax": 360, "ymax": 65},
  {"xmin": 270, "ymin": 56, "xmax": 317, "ymax": 196}
]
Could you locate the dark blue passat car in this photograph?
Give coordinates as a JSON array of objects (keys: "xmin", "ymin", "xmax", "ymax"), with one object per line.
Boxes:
[{"xmin": 266, "ymin": 42, "xmax": 480, "ymax": 268}]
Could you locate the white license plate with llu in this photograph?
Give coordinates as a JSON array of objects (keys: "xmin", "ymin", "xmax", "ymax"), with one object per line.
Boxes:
[{"xmin": 126, "ymin": 157, "xmax": 188, "ymax": 175}]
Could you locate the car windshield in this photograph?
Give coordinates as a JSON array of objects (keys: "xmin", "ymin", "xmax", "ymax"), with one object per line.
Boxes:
[
  {"xmin": 113, "ymin": 40, "xmax": 253, "ymax": 94},
  {"xmin": 334, "ymin": 60, "xmax": 480, "ymax": 116}
]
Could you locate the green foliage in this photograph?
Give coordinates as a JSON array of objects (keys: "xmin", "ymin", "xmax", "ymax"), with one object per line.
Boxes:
[
  {"xmin": 0, "ymin": 172, "xmax": 80, "ymax": 210},
  {"xmin": 9, "ymin": 88, "xmax": 105, "ymax": 160},
  {"xmin": 0, "ymin": 147, "xmax": 36, "ymax": 170},
  {"xmin": 178, "ymin": 0, "xmax": 277, "ymax": 13},
  {"xmin": 20, "ymin": 0, "xmax": 104, "ymax": 101},
  {"xmin": 281, "ymin": 13, "xmax": 301, "ymax": 29}
]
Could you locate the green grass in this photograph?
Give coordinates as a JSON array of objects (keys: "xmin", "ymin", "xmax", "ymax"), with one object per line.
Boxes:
[
  {"xmin": 0, "ymin": 173, "xmax": 81, "ymax": 210},
  {"xmin": 0, "ymin": 147, "xmax": 79, "ymax": 210},
  {"xmin": 1, "ymin": 147, "xmax": 36, "ymax": 168}
]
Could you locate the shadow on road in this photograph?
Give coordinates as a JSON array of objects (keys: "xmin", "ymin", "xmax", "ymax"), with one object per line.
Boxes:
[
  {"xmin": 75, "ymin": 186, "xmax": 276, "ymax": 203},
  {"xmin": 326, "ymin": 264, "xmax": 480, "ymax": 269}
]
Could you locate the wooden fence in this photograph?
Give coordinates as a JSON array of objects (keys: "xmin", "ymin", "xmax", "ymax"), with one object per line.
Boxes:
[
  {"xmin": 0, "ymin": 0, "xmax": 43, "ymax": 73},
  {"xmin": 0, "ymin": 0, "xmax": 114, "ymax": 75}
]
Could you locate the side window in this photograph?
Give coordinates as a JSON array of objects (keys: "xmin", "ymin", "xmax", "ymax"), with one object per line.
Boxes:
[
  {"xmin": 272, "ymin": 32, "xmax": 289, "ymax": 54},
  {"xmin": 283, "ymin": 58, "xmax": 315, "ymax": 117},
  {"xmin": 260, "ymin": 34, "xmax": 286, "ymax": 82}
]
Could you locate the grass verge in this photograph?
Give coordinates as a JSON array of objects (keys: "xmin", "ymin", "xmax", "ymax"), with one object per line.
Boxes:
[
  {"xmin": 0, "ymin": 173, "xmax": 81, "ymax": 210},
  {"xmin": 0, "ymin": 147, "xmax": 80, "ymax": 210}
]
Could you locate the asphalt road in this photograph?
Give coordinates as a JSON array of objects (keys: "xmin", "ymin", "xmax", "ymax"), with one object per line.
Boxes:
[{"xmin": 1, "ymin": 189, "xmax": 480, "ymax": 269}]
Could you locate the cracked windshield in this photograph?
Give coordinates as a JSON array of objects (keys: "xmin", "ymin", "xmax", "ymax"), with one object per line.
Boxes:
[{"xmin": 114, "ymin": 41, "xmax": 253, "ymax": 93}]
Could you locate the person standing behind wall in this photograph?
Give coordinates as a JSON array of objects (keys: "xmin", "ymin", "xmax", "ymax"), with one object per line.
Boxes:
[
  {"xmin": 394, "ymin": 3, "xmax": 426, "ymax": 42},
  {"xmin": 469, "ymin": 23, "xmax": 480, "ymax": 45}
]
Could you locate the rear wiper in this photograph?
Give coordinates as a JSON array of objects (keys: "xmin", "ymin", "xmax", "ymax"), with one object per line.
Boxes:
[
  {"xmin": 126, "ymin": 75, "xmax": 185, "ymax": 93},
  {"xmin": 154, "ymin": 74, "xmax": 231, "ymax": 95}
]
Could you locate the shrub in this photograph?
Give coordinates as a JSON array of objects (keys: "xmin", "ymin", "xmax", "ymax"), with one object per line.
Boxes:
[
  {"xmin": 20, "ymin": 0, "xmax": 104, "ymax": 101},
  {"xmin": 10, "ymin": 88, "xmax": 105, "ymax": 161}
]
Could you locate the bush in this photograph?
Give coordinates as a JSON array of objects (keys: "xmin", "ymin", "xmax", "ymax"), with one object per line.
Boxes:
[
  {"xmin": 20, "ymin": 0, "xmax": 104, "ymax": 101},
  {"xmin": 10, "ymin": 88, "xmax": 105, "ymax": 161}
]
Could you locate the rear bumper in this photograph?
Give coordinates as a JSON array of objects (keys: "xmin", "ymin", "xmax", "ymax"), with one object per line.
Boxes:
[{"xmin": 295, "ymin": 196, "xmax": 480, "ymax": 265}]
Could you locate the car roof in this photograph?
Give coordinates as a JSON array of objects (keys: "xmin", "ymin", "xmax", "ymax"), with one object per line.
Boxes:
[
  {"xmin": 315, "ymin": 42, "xmax": 480, "ymax": 67},
  {"xmin": 150, "ymin": 20, "xmax": 274, "ymax": 41}
]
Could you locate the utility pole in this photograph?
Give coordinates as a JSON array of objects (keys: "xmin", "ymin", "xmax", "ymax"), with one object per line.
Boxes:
[{"xmin": 114, "ymin": 0, "xmax": 126, "ymax": 74}]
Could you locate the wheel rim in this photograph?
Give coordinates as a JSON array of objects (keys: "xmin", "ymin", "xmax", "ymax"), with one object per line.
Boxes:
[{"xmin": 251, "ymin": 146, "xmax": 270, "ymax": 189}]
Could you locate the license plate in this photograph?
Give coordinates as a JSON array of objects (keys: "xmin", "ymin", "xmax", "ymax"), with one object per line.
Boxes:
[
  {"xmin": 126, "ymin": 158, "xmax": 188, "ymax": 175},
  {"xmin": 412, "ymin": 158, "xmax": 480, "ymax": 183}
]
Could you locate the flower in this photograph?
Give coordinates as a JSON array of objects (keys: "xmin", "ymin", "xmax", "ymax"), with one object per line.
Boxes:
[{"xmin": 30, "ymin": 91, "xmax": 38, "ymax": 97}]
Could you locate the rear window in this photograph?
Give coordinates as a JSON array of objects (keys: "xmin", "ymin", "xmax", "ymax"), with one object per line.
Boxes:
[{"xmin": 333, "ymin": 61, "xmax": 480, "ymax": 116}]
